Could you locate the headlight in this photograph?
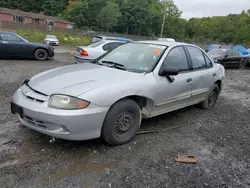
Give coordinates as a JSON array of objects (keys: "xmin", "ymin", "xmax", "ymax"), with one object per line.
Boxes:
[{"xmin": 48, "ymin": 95, "xmax": 89, "ymax": 110}]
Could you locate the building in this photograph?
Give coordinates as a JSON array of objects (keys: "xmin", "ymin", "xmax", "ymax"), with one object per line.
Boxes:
[{"xmin": 0, "ymin": 7, "xmax": 74, "ymax": 29}]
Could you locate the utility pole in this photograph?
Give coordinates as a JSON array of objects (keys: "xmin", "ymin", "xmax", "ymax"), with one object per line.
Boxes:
[
  {"xmin": 160, "ymin": 0, "xmax": 169, "ymax": 38},
  {"xmin": 160, "ymin": 8, "xmax": 167, "ymax": 38}
]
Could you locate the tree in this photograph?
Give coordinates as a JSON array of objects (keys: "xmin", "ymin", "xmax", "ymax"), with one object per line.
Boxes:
[
  {"xmin": 63, "ymin": 0, "xmax": 88, "ymax": 28},
  {"xmin": 97, "ymin": 1, "xmax": 121, "ymax": 31},
  {"xmin": 42, "ymin": 0, "xmax": 68, "ymax": 16}
]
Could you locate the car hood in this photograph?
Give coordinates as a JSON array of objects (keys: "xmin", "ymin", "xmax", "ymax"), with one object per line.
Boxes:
[
  {"xmin": 28, "ymin": 63, "xmax": 144, "ymax": 96},
  {"xmin": 29, "ymin": 42, "xmax": 50, "ymax": 48}
]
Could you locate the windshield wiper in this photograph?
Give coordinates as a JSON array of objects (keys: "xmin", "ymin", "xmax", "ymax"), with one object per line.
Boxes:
[{"xmin": 99, "ymin": 61, "xmax": 126, "ymax": 70}]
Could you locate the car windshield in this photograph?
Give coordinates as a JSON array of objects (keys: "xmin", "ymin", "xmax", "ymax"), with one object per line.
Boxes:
[
  {"xmin": 47, "ymin": 35, "xmax": 56, "ymax": 39},
  {"xmin": 207, "ymin": 49, "xmax": 226, "ymax": 55},
  {"xmin": 88, "ymin": 40, "xmax": 105, "ymax": 48},
  {"xmin": 97, "ymin": 43, "xmax": 167, "ymax": 73}
]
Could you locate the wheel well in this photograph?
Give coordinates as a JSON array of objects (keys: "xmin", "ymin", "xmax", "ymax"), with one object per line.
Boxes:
[
  {"xmin": 33, "ymin": 48, "xmax": 48, "ymax": 56},
  {"xmin": 215, "ymin": 80, "xmax": 222, "ymax": 91},
  {"xmin": 124, "ymin": 96, "xmax": 149, "ymax": 109}
]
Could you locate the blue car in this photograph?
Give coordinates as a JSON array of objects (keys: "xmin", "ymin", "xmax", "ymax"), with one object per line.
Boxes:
[{"xmin": 236, "ymin": 45, "xmax": 250, "ymax": 57}]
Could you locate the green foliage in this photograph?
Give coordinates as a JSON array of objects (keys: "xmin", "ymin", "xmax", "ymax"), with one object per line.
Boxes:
[
  {"xmin": 186, "ymin": 11, "xmax": 250, "ymax": 45},
  {"xmin": 0, "ymin": 0, "xmax": 68, "ymax": 16},
  {"xmin": 14, "ymin": 29, "xmax": 91, "ymax": 46},
  {"xmin": 97, "ymin": 0, "xmax": 121, "ymax": 31},
  {"xmin": 2, "ymin": 1, "xmax": 250, "ymax": 45}
]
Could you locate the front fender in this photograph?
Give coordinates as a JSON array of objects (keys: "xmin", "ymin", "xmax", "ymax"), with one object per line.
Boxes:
[{"xmin": 78, "ymin": 84, "xmax": 141, "ymax": 107}]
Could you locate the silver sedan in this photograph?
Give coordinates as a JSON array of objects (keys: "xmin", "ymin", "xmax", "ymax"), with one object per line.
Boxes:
[{"xmin": 11, "ymin": 41, "xmax": 225, "ymax": 145}]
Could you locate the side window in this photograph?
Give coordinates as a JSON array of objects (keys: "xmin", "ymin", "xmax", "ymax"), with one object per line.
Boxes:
[
  {"xmin": 203, "ymin": 53, "xmax": 213, "ymax": 68},
  {"xmin": 164, "ymin": 46, "xmax": 189, "ymax": 72},
  {"xmin": 187, "ymin": 46, "xmax": 207, "ymax": 70},
  {"xmin": 102, "ymin": 43, "xmax": 110, "ymax": 51},
  {"xmin": 109, "ymin": 42, "xmax": 123, "ymax": 50},
  {"xmin": 227, "ymin": 50, "xmax": 234, "ymax": 56},
  {"xmin": 1, "ymin": 34, "xmax": 21, "ymax": 42}
]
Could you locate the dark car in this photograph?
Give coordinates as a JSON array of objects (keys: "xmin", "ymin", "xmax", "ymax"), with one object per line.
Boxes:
[
  {"xmin": 0, "ymin": 32, "xmax": 54, "ymax": 60},
  {"xmin": 207, "ymin": 48, "xmax": 248, "ymax": 69}
]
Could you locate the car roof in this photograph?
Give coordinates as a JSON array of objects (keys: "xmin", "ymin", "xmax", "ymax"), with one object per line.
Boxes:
[{"xmin": 136, "ymin": 40, "xmax": 190, "ymax": 47}]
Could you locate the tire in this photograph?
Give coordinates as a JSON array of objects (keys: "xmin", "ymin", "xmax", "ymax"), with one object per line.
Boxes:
[
  {"xmin": 101, "ymin": 99, "xmax": 141, "ymax": 146},
  {"xmin": 239, "ymin": 59, "xmax": 246, "ymax": 69},
  {"xmin": 200, "ymin": 84, "xmax": 220, "ymax": 109},
  {"xmin": 34, "ymin": 49, "xmax": 48, "ymax": 61}
]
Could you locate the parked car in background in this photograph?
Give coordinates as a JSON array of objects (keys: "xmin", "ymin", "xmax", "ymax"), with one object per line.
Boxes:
[
  {"xmin": 207, "ymin": 48, "xmax": 248, "ymax": 68},
  {"xmin": 0, "ymin": 32, "xmax": 54, "ymax": 60},
  {"xmin": 11, "ymin": 41, "xmax": 225, "ymax": 145},
  {"xmin": 75, "ymin": 39, "xmax": 129, "ymax": 64},
  {"xmin": 206, "ymin": 44, "xmax": 221, "ymax": 52},
  {"xmin": 44, "ymin": 35, "xmax": 59, "ymax": 46},
  {"xmin": 205, "ymin": 44, "xmax": 234, "ymax": 52},
  {"xmin": 91, "ymin": 35, "xmax": 133, "ymax": 43}
]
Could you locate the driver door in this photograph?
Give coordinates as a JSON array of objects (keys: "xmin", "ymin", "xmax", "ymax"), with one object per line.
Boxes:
[
  {"xmin": 0, "ymin": 33, "xmax": 32, "ymax": 57},
  {"xmin": 151, "ymin": 46, "xmax": 193, "ymax": 117}
]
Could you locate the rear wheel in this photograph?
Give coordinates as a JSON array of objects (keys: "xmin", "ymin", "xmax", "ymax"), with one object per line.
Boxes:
[
  {"xmin": 200, "ymin": 84, "xmax": 220, "ymax": 109},
  {"xmin": 34, "ymin": 49, "xmax": 48, "ymax": 61},
  {"xmin": 101, "ymin": 99, "xmax": 141, "ymax": 146},
  {"xmin": 239, "ymin": 59, "xmax": 246, "ymax": 69}
]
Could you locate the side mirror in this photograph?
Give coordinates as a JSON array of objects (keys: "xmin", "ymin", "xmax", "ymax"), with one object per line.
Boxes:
[
  {"xmin": 225, "ymin": 54, "xmax": 229, "ymax": 58},
  {"xmin": 159, "ymin": 66, "xmax": 179, "ymax": 77}
]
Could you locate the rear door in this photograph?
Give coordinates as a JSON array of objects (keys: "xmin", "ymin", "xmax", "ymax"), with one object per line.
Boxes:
[
  {"xmin": 0, "ymin": 33, "xmax": 32, "ymax": 57},
  {"xmin": 185, "ymin": 46, "xmax": 216, "ymax": 103}
]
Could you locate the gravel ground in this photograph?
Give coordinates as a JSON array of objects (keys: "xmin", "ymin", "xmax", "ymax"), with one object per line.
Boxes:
[{"xmin": 0, "ymin": 56, "xmax": 249, "ymax": 188}]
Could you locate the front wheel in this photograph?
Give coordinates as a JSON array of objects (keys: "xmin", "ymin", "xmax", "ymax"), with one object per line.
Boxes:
[
  {"xmin": 239, "ymin": 59, "xmax": 246, "ymax": 69},
  {"xmin": 200, "ymin": 84, "xmax": 220, "ymax": 109},
  {"xmin": 101, "ymin": 99, "xmax": 141, "ymax": 146},
  {"xmin": 34, "ymin": 49, "xmax": 48, "ymax": 61}
]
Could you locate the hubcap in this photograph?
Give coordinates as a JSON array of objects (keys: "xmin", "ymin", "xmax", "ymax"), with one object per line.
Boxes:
[
  {"xmin": 239, "ymin": 61, "xmax": 246, "ymax": 69},
  {"xmin": 208, "ymin": 89, "xmax": 218, "ymax": 107},
  {"xmin": 38, "ymin": 52, "xmax": 44, "ymax": 58},
  {"xmin": 115, "ymin": 111, "xmax": 134, "ymax": 135}
]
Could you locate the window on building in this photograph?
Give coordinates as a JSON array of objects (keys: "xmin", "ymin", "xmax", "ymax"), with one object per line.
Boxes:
[
  {"xmin": 32, "ymin": 19, "xmax": 40, "ymax": 24},
  {"xmin": 13, "ymin": 15, "xmax": 25, "ymax": 23},
  {"xmin": 67, "ymin": 24, "xmax": 73, "ymax": 29}
]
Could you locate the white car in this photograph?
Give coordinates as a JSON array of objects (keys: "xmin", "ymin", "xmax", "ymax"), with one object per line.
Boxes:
[
  {"xmin": 44, "ymin": 35, "xmax": 59, "ymax": 46},
  {"xmin": 75, "ymin": 40, "xmax": 127, "ymax": 64}
]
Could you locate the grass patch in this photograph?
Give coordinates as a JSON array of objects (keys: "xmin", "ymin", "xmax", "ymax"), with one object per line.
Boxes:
[{"xmin": 8, "ymin": 29, "xmax": 91, "ymax": 46}]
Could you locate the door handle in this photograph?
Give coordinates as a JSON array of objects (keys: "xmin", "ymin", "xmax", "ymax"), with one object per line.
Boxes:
[
  {"xmin": 187, "ymin": 78, "xmax": 192, "ymax": 83},
  {"xmin": 2, "ymin": 41, "xmax": 8, "ymax": 44},
  {"xmin": 213, "ymin": 73, "xmax": 217, "ymax": 77}
]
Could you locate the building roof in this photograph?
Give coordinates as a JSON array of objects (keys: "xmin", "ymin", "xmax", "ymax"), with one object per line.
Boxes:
[{"xmin": 0, "ymin": 7, "xmax": 73, "ymax": 24}]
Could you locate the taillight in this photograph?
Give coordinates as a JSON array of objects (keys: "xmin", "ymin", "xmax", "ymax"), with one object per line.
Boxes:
[{"xmin": 80, "ymin": 50, "xmax": 88, "ymax": 56}]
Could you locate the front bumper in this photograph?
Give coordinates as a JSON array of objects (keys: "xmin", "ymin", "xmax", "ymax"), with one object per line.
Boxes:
[{"xmin": 11, "ymin": 87, "xmax": 109, "ymax": 141}]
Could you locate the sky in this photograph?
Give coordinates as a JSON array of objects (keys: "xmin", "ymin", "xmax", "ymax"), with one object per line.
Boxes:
[{"xmin": 173, "ymin": 0, "xmax": 250, "ymax": 19}]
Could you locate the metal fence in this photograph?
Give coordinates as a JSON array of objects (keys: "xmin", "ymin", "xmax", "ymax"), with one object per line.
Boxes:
[{"xmin": 0, "ymin": 20, "xmax": 222, "ymax": 48}]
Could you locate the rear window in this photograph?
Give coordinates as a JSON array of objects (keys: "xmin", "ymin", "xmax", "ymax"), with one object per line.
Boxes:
[
  {"xmin": 207, "ymin": 49, "xmax": 226, "ymax": 55},
  {"xmin": 92, "ymin": 36, "xmax": 103, "ymax": 43},
  {"xmin": 88, "ymin": 40, "xmax": 105, "ymax": 48}
]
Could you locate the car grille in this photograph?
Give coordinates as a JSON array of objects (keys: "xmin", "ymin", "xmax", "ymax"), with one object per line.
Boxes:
[
  {"xmin": 23, "ymin": 115, "xmax": 47, "ymax": 129},
  {"xmin": 22, "ymin": 84, "xmax": 48, "ymax": 103}
]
